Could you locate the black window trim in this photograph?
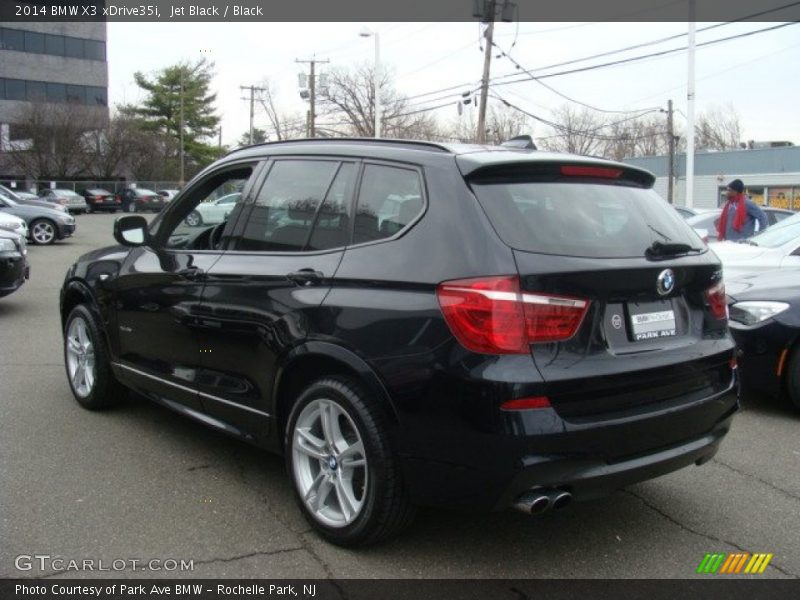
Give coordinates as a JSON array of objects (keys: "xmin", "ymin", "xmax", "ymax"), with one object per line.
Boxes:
[
  {"xmin": 227, "ymin": 155, "xmax": 360, "ymax": 257},
  {"xmin": 346, "ymin": 159, "xmax": 428, "ymax": 251}
]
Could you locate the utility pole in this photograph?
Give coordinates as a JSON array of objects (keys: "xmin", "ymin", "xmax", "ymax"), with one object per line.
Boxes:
[
  {"xmin": 666, "ymin": 99, "xmax": 675, "ymax": 204},
  {"xmin": 240, "ymin": 84, "xmax": 267, "ymax": 144},
  {"xmin": 179, "ymin": 70, "xmax": 184, "ymax": 185},
  {"xmin": 686, "ymin": 1, "xmax": 697, "ymax": 208},
  {"xmin": 296, "ymin": 58, "xmax": 329, "ymax": 138},
  {"xmin": 476, "ymin": 1, "xmax": 496, "ymax": 144}
]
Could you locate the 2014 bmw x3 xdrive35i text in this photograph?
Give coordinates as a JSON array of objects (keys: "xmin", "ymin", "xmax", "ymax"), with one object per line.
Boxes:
[{"xmin": 60, "ymin": 139, "xmax": 738, "ymax": 546}]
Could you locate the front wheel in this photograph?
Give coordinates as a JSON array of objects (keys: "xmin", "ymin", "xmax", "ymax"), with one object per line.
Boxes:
[
  {"xmin": 30, "ymin": 219, "xmax": 57, "ymax": 245},
  {"xmin": 64, "ymin": 305, "xmax": 125, "ymax": 410},
  {"xmin": 285, "ymin": 377, "xmax": 415, "ymax": 546}
]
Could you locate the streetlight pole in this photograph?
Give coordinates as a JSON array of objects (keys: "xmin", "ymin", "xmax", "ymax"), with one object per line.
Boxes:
[{"xmin": 360, "ymin": 28, "xmax": 380, "ymax": 138}]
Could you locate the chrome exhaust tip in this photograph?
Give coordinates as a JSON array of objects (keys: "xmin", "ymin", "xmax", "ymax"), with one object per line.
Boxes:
[
  {"xmin": 550, "ymin": 490, "xmax": 572, "ymax": 510},
  {"xmin": 513, "ymin": 490, "xmax": 551, "ymax": 515}
]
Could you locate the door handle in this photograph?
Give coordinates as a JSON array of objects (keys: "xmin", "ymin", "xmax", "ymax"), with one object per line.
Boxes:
[
  {"xmin": 177, "ymin": 266, "xmax": 205, "ymax": 281},
  {"xmin": 287, "ymin": 269, "xmax": 324, "ymax": 286}
]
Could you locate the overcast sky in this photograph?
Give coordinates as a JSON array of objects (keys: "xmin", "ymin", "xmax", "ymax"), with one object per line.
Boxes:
[{"xmin": 107, "ymin": 21, "xmax": 800, "ymax": 149}]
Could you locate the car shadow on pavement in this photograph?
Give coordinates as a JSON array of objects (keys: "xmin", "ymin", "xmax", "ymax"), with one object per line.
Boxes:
[{"xmin": 740, "ymin": 386, "xmax": 800, "ymax": 420}]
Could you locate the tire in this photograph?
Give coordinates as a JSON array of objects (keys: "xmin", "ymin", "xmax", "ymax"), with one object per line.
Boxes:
[
  {"xmin": 185, "ymin": 210, "xmax": 203, "ymax": 227},
  {"xmin": 87, "ymin": 204, "xmax": 94, "ymax": 214},
  {"xmin": 64, "ymin": 305, "xmax": 126, "ymax": 410},
  {"xmin": 30, "ymin": 219, "xmax": 57, "ymax": 245},
  {"xmin": 285, "ymin": 376, "xmax": 415, "ymax": 547},
  {"xmin": 786, "ymin": 345, "xmax": 800, "ymax": 411},
  {"xmin": 129, "ymin": 202, "xmax": 137, "ymax": 214}
]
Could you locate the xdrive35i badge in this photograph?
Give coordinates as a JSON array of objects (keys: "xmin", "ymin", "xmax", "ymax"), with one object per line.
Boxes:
[{"xmin": 657, "ymin": 269, "xmax": 676, "ymax": 296}]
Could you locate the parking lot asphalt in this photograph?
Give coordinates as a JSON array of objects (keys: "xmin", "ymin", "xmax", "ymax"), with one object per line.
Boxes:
[{"xmin": 1, "ymin": 212, "xmax": 799, "ymax": 580}]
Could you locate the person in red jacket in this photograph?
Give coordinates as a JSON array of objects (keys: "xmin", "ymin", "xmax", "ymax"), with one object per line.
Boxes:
[{"xmin": 717, "ymin": 179, "xmax": 767, "ymax": 241}]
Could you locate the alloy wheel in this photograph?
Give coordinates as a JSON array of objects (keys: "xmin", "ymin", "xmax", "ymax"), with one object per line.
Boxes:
[
  {"xmin": 31, "ymin": 221, "xmax": 56, "ymax": 245},
  {"xmin": 65, "ymin": 316, "xmax": 96, "ymax": 398},
  {"xmin": 291, "ymin": 398, "xmax": 368, "ymax": 528}
]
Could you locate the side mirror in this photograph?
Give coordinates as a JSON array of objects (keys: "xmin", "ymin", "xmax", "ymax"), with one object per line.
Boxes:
[{"xmin": 114, "ymin": 215, "xmax": 149, "ymax": 247}]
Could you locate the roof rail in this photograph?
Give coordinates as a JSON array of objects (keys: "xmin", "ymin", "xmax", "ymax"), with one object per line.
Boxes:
[{"xmin": 226, "ymin": 137, "xmax": 453, "ymax": 157}]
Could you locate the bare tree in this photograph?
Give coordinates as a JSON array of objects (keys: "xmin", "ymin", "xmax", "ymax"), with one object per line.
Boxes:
[
  {"xmin": 6, "ymin": 101, "xmax": 106, "ymax": 180},
  {"xmin": 486, "ymin": 103, "xmax": 531, "ymax": 145},
  {"xmin": 320, "ymin": 64, "xmax": 443, "ymax": 139},
  {"xmin": 696, "ymin": 104, "xmax": 742, "ymax": 151},
  {"xmin": 538, "ymin": 105, "xmax": 607, "ymax": 156},
  {"xmin": 255, "ymin": 80, "xmax": 305, "ymax": 141}
]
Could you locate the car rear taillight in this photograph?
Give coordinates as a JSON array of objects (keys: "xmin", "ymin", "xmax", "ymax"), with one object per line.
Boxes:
[
  {"xmin": 58, "ymin": 198, "xmax": 67, "ymax": 204},
  {"xmin": 560, "ymin": 165, "xmax": 622, "ymax": 179},
  {"xmin": 94, "ymin": 195, "xmax": 103, "ymax": 201},
  {"xmin": 705, "ymin": 281, "xmax": 727, "ymax": 320},
  {"xmin": 500, "ymin": 396, "xmax": 551, "ymax": 411},
  {"xmin": 436, "ymin": 276, "xmax": 590, "ymax": 354}
]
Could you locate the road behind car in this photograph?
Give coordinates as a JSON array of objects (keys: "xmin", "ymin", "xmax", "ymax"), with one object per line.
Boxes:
[{"xmin": 1, "ymin": 214, "xmax": 799, "ymax": 578}]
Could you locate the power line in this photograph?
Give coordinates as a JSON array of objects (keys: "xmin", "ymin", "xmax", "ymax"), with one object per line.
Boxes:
[
  {"xmin": 489, "ymin": 22, "xmax": 799, "ymax": 90},
  {"xmin": 492, "ymin": 40, "xmax": 662, "ymax": 114}
]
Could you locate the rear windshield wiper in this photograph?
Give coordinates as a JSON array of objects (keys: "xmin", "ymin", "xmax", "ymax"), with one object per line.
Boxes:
[{"xmin": 645, "ymin": 240, "xmax": 699, "ymax": 257}]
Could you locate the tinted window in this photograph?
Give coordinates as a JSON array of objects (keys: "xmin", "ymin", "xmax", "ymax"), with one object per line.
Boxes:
[
  {"xmin": 46, "ymin": 83, "xmax": 66, "ymax": 102},
  {"xmin": 307, "ymin": 163, "xmax": 355, "ymax": 251},
  {"xmin": 5, "ymin": 79, "xmax": 26, "ymax": 101},
  {"xmin": 24, "ymin": 31, "xmax": 45, "ymax": 53},
  {"xmin": 88, "ymin": 86, "xmax": 107, "ymax": 106},
  {"xmin": 26, "ymin": 80, "xmax": 46, "ymax": 101},
  {"xmin": 470, "ymin": 180, "xmax": 703, "ymax": 258},
  {"xmin": 64, "ymin": 37, "xmax": 83, "ymax": 58},
  {"xmin": 84, "ymin": 39, "xmax": 105, "ymax": 61},
  {"xmin": 66, "ymin": 85, "xmax": 86, "ymax": 104},
  {"xmin": 1, "ymin": 28, "xmax": 24, "ymax": 51},
  {"xmin": 353, "ymin": 164, "xmax": 423, "ymax": 245},
  {"xmin": 238, "ymin": 160, "xmax": 341, "ymax": 252},
  {"xmin": 45, "ymin": 34, "xmax": 65, "ymax": 56}
]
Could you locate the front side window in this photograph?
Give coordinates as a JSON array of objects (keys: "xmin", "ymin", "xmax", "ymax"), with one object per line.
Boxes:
[
  {"xmin": 353, "ymin": 164, "xmax": 424, "ymax": 245},
  {"xmin": 236, "ymin": 160, "xmax": 352, "ymax": 252},
  {"xmin": 161, "ymin": 165, "xmax": 255, "ymax": 251}
]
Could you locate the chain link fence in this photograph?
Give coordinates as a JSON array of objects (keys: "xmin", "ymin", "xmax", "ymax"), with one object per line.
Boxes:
[{"xmin": 1, "ymin": 180, "xmax": 183, "ymax": 195}]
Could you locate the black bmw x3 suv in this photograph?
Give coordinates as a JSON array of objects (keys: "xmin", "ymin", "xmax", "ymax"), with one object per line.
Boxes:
[{"xmin": 60, "ymin": 139, "xmax": 737, "ymax": 546}]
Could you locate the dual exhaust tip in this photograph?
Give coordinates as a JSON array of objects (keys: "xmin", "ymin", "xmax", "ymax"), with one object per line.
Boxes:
[{"xmin": 514, "ymin": 488, "xmax": 572, "ymax": 515}]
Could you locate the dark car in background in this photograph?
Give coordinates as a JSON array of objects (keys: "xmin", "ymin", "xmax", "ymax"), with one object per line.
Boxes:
[
  {"xmin": 60, "ymin": 139, "xmax": 737, "ymax": 546},
  {"xmin": 120, "ymin": 188, "xmax": 165, "ymax": 213},
  {"xmin": 0, "ymin": 228, "xmax": 29, "ymax": 298},
  {"xmin": 727, "ymin": 269, "xmax": 800, "ymax": 411},
  {"xmin": 0, "ymin": 195, "xmax": 76, "ymax": 245},
  {"xmin": 81, "ymin": 188, "xmax": 120, "ymax": 213},
  {"xmin": 37, "ymin": 188, "xmax": 88, "ymax": 214}
]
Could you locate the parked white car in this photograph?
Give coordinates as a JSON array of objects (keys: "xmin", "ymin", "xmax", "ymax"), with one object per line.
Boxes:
[
  {"xmin": 711, "ymin": 212, "xmax": 800, "ymax": 280},
  {"xmin": 0, "ymin": 211, "xmax": 29, "ymax": 239},
  {"xmin": 184, "ymin": 192, "xmax": 240, "ymax": 227}
]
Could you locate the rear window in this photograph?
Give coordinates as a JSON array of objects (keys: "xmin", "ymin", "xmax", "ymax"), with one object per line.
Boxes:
[{"xmin": 470, "ymin": 180, "xmax": 703, "ymax": 258}]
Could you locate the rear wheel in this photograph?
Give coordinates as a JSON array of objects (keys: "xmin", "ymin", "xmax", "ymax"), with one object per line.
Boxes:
[
  {"xmin": 64, "ymin": 305, "xmax": 125, "ymax": 410},
  {"xmin": 786, "ymin": 345, "xmax": 800, "ymax": 411},
  {"xmin": 30, "ymin": 219, "xmax": 57, "ymax": 245},
  {"xmin": 285, "ymin": 377, "xmax": 414, "ymax": 546}
]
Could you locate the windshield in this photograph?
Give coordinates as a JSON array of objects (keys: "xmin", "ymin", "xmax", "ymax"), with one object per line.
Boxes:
[
  {"xmin": 749, "ymin": 211, "xmax": 800, "ymax": 248},
  {"xmin": 0, "ymin": 185, "xmax": 22, "ymax": 201},
  {"xmin": 470, "ymin": 181, "xmax": 704, "ymax": 258},
  {"xmin": 0, "ymin": 196, "xmax": 19, "ymax": 207}
]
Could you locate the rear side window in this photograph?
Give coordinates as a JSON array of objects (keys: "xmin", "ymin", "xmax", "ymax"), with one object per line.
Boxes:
[
  {"xmin": 470, "ymin": 180, "xmax": 703, "ymax": 258},
  {"xmin": 238, "ymin": 160, "xmax": 351, "ymax": 252},
  {"xmin": 354, "ymin": 164, "xmax": 423, "ymax": 245}
]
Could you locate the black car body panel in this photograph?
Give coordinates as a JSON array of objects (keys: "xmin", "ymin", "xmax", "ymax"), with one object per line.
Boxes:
[
  {"xmin": 0, "ymin": 230, "xmax": 29, "ymax": 297},
  {"xmin": 61, "ymin": 139, "xmax": 738, "ymax": 514},
  {"xmin": 727, "ymin": 270, "xmax": 800, "ymax": 396}
]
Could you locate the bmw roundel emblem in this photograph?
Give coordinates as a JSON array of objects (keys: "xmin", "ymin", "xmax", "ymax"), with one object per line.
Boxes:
[{"xmin": 656, "ymin": 269, "xmax": 676, "ymax": 296}]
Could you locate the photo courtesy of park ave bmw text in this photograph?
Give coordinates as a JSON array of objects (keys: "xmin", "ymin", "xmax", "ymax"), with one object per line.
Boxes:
[{"xmin": 1, "ymin": 0, "xmax": 800, "ymax": 598}]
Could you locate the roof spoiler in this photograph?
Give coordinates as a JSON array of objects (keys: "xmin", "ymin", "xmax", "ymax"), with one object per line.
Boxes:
[{"xmin": 500, "ymin": 135, "xmax": 537, "ymax": 150}]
